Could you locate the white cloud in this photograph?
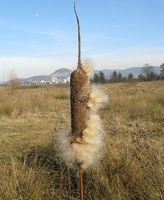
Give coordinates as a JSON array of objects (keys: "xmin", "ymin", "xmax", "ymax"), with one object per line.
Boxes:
[
  {"xmin": 89, "ymin": 47, "xmax": 164, "ymax": 69},
  {"xmin": 0, "ymin": 56, "xmax": 75, "ymax": 81},
  {"xmin": 0, "ymin": 46, "xmax": 163, "ymax": 81}
]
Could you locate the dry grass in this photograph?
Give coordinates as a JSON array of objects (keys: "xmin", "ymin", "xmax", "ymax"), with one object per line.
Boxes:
[{"xmin": 0, "ymin": 82, "xmax": 163, "ymax": 200}]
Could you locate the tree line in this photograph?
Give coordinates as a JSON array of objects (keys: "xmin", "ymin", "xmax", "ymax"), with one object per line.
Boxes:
[{"xmin": 92, "ymin": 63, "xmax": 164, "ymax": 83}]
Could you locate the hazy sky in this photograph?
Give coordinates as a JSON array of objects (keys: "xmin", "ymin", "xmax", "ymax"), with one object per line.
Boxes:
[{"xmin": 0, "ymin": 0, "xmax": 164, "ymax": 80}]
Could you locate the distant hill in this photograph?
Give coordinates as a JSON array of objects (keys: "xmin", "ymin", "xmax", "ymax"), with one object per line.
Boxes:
[
  {"xmin": 2, "ymin": 66, "xmax": 161, "ymax": 84},
  {"xmin": 49, "ymin": 68, "xmax": 72, "ymax": 79},
  {"xmin": 95, "ymin": 66, "xmax": 161, "ymax": 78},
  {"xmin": 12, "ymin": 68, "xmax": 72, "ymax": 84},
  {"xmin": 23, "ymin": 75, "xmax": 51, "ymax": 82},
  {"xmin": 16, "ymin": 68, "xmax": 72, "ymax": 83}
]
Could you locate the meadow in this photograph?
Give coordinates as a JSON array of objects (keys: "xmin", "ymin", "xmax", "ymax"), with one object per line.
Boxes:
[{"xmin": 0, "ymin": 81, "xmax": 163, "ymax": 200}]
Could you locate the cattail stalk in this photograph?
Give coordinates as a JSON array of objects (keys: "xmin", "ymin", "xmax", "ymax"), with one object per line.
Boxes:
[
  {"xmin": 70, "ymin": 2, "xmax": 89, "ymax": 200},
  {"xmin": 74, "ymin": 2, "xmax": 81, "ymax": 68},
  {"xmin": 79, "ymin": 166, "xmax": 84, "ymax": 200},
  {"xmin": 70, "ymin": 2, "xmax": 90, "ymax": 145}
]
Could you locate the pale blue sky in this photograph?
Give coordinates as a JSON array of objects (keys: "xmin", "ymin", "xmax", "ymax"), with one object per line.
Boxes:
[{"xmin": 0, "ymin": 0, "xmax": 164, "ymax": 80}]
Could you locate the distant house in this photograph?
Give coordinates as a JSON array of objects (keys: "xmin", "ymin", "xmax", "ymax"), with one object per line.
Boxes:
[
  {"xmin": 51, "ymin": 76, "xmax": 58, "ymax": 84},
  {"xmin": 7, "ymin": 68, "xmax": 72, "ymax": 85},
  {"xmin": 50, "ymin": 68, "xmax": 71, "ymax": 84},
  {"xmin": 51, "ymin": 76, "xmax": 70, "ymax": 84},
  {"xmin": 65, "ymin": 76, "xmax": 70, "ymax": 83}
]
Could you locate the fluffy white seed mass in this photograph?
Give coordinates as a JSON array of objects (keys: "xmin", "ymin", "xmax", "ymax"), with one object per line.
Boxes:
[
  {"xmin": 81, "ymin": 60, "xmax": 93, "ymax": 78},
  {"xmin": 87, "ymin": 86, "xmax": 109, "ymax": 111},
  {"xmin": 56, "ymin": 65, "xmax": 108, "ymax": 170},
  {"xmin": 55, "ymin": 130, "xmax": 75, "ymax": 166},
  {"xmin": 72, "ymin": 113, "xmax": 105, "ymax": 169}
]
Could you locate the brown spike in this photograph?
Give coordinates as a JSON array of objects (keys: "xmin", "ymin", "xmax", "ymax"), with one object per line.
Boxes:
[{"xmin": 74, "ymin": 2, "xmax": 81, "ymax": 68}]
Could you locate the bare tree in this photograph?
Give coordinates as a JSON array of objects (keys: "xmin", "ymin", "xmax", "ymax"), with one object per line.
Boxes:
[
  {"xmin": 8, "ymin": 70, "xmax": 20, "ymax": 89},
  {"xmin": 141, "ymin": 64, "xmax": 156, "ymax": 81}
]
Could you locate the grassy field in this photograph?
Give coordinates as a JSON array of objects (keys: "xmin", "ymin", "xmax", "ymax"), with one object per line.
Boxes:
[{"xmin": 0, "ymin": 81, "xmax": 163, "ymax": 200}]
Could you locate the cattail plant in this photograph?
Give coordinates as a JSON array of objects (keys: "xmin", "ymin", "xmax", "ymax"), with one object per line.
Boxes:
[
  {"xmin": 70, "ymin": 3, "xmax": 108, "ymax": 199},
  {"xmin": 56, "ymin": 2, "xmax": 108, "ymax": 200},
  {"xmin": 70, "ymin": 3, "xmax": 91, "ymax": 200}
]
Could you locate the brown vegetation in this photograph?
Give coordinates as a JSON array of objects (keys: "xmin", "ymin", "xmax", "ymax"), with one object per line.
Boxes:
[{"xmin": 0, "ymin": 81, "xmax": 163, "ymax": 200}]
